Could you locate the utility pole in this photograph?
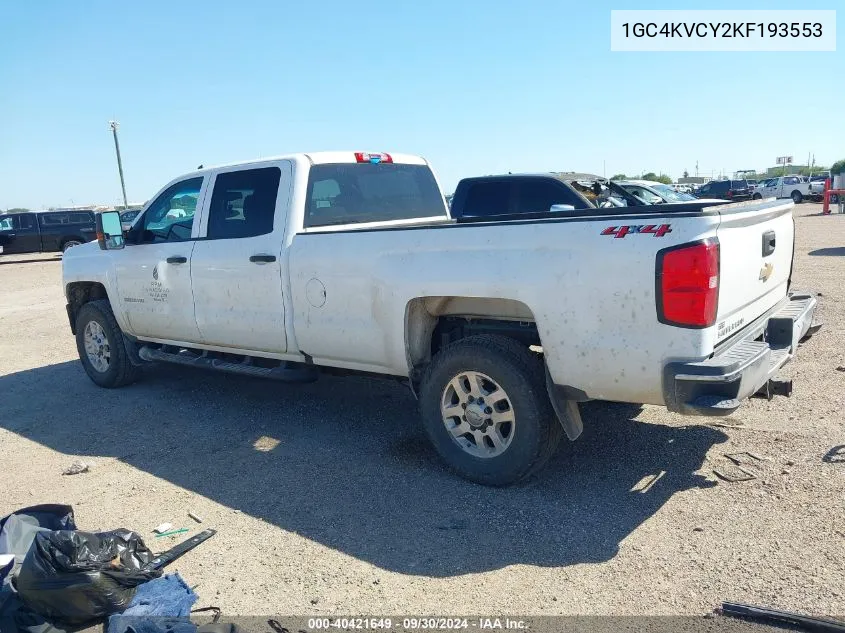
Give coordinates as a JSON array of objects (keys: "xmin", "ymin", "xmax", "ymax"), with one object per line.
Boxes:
[{"xmin": 109, "ymin": 121, "xmax": 129, "ymax": 209}]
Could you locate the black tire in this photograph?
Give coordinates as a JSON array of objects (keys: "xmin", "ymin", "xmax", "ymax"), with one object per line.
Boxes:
[
  {"xmin": 752, "ymin": 193, "xmax": 762, "ymax": 200},
  {"xmin": 75, "ymin": 299, "xmax": 141, "ymax": 388},
  {"xmin": 419, "ymin": 335, "xmax": 562, "ymax": 486},
  {"xmin": 791, "ymin": 190, "xmax": 803, "ymax": 204},
  {"xmin": 62, "ymin": 239, "xmax": 84, "ymax": 253}
]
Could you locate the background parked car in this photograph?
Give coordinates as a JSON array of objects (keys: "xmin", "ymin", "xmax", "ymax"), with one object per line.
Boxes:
[
  {"xmin": 0, "ymin": 210, "xmax": 95, "ymax": 255},
  {"xmin": 615, "ymin": 180, "xmax": 726, "ymax": 205},
  {"xmin": 695, "ymin": 179, "xmax": 752, "ymax": 202},
  {"xmin": 120, "ymin": 209, "xmax": 142, "ymax": 231}
]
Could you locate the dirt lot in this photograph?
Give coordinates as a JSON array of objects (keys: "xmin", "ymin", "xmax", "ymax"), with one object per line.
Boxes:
[{"xmin": 1, "ymin": 203, "xmax": 844, "ymax": 621}]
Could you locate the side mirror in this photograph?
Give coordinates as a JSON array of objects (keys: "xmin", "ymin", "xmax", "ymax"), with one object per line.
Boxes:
[
  {"xmin": 550, "ymin": 204, "xmax": 576, "ymax": 212},
  {"xmin": 96, "ymin": 211, "xmax": 125, "ymax": 250}
]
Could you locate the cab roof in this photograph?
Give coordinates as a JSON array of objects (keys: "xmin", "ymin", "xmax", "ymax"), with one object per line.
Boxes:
[{"xmin": 195, "ymin": 151, "xmax": 428, "ymax": 174}]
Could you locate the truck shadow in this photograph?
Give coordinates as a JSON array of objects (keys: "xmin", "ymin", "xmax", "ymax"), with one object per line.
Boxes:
[
  {"xmin": 808, "ymin": 247, "xmax": 845, "ymax": 257},
  {"xmin": 0, "ymin": 360, "xmax": 726, "ymax": 577}
]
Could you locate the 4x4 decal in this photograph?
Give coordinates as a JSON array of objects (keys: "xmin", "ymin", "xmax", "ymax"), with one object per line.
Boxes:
[{"xmin": 601, "ymin": 224, "xmax": 672, "ymax": 239}]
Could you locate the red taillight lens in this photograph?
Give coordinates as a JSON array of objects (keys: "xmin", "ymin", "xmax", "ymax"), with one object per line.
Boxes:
[
  {"xmin": 657, "ymin": 240, "xmax": 719, "ymax": 328},
  {"xmin": 726, "ymin": 190, "xmax": 733, "ymax": 198},
  {"xmin": 354, "ymin": 152, "xmax": 393, "ymax": 164}
]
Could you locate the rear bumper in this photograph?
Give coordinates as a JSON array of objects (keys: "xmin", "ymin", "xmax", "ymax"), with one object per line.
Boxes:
[{"xmin": 663, "ymin": 292, "xmax": 819, "ymax": 416}]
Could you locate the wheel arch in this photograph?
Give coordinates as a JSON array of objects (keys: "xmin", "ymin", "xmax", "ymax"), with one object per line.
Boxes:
[
  {"xmin": 404, "ymin": 295, "xmax": 540, "ymax": 385},
  {"xmin": 60, "ymin": 236, "xmax": 87, "ymax": 251},
  {"xmin": 66, "ymin": 281, "xmax": 110, "ymax": 334}
]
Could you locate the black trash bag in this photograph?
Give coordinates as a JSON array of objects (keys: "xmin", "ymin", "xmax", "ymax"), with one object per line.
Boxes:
[
  {"xmin": 0, "ymin": 504, "xmax": 76, "ymax": 589},
  {"xmin": 14, "ymin": 528, "xmax": 162, "ymax": 625}
]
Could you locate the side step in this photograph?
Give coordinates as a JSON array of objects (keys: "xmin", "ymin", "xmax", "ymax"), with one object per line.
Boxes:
[{"xmin": 138, "ymin": 346, "xmax": 319, "ymax": 383}]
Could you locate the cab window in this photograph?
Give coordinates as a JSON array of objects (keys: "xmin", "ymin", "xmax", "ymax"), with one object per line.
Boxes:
[
  {"xmin": 136, "ymin": 177, "xmax": 204, "ymax": 244},
  {"xmin": 206, "ymin": 167, "xmax": 281, "ymax": 239}
]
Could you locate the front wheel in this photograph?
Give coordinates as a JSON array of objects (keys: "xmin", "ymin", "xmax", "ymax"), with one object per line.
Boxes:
[
  {"xmin": 791, "ymin": 190, "xmax": 803, "ymax": 204},
  {"xmin": 62, "ymin": 240, "xmax": 83, "ymax": 253},
  {"xmin": 752, "ymin": 193, "xmax": 762, "ymax": 200},
  {"xmin": 75, "ymin": 299, "xmax": 140, "ymax": 388},
  {"xmin": 419, "ymin": 335, "xmax": 561, "ymax": 486}
]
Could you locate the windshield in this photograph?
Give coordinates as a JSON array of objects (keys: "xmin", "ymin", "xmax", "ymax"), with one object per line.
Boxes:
[{"xmin": 651, "ymin": 184, "xmax": 696, "ymax": 202}]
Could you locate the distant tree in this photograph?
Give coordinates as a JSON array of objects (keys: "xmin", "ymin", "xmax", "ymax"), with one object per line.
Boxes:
[
  {"xmin": 831, "ymin": 158, "xmax": 845, "ymax": 175},
  {"xmin": 4, "ymin": 207, "xmax": 30, "ymax": 213},
  {"xmin": 655, "ymin": 174, "xmax": 673, "ymax": 185},
  {"xmin": 641, "ymin": 172, "xmax": 658, "ymax": 181},
  {"xmin": 683, "ymin": 170, "xmax": 689, "ymax": 178},
  {"xmin": 610, "ymin": 173, "xmax": 627, "ymax": 180}
]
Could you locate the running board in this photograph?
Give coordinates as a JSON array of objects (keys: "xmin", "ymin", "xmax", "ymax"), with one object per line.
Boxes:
[{"xmin": 138, "ymin": 346, "xmax": 319, "ymax": 383}]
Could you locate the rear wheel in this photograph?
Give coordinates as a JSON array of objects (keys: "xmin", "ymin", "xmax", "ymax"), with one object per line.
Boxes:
[
  {"xmin": 752, "ymin": 193, "xmax": 762, "ymax": 200},
  {"xmin": 791, "ymin": 190, "xmax": 803, "ymax": 204},
  {"xmin": 419, "ymin": 335, "xmax": 561, "ymax": 486},
  {"xmin": 75, "ymin": 300, "xmax": 140, "ymax": 388}
]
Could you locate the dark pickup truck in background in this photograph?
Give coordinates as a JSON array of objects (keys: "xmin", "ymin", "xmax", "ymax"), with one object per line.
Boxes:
[{"xmin": 0, "ymin": 210, "xmax": 96, "ymax": 255}]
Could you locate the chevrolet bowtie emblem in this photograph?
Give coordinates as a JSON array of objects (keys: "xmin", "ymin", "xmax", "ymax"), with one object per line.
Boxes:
[{"xmin": 759, "ymin": 262, "xmax": 773, "ymax": 282}]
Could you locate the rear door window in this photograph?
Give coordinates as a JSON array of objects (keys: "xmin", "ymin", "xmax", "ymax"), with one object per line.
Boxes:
[
  {"xmin": 730, "ymin": 180, "xmax": 749, "ymax": 190},
  {"xmin": 39, "ymin": 213, "xmax": 69, "ymax": 226},
  {"xmin": 206, "ymin": 167, "xmax": 281, "ymax": 239},
  {"xmin": 460, "ymin": 181, "xmax": 512, "ymax": 217},
  {"xmin": 305, "ymin": 163, "xmax": 446, "ymax": 228},
  {"xmin": 69, "ymin": 212, "xmax": 93, "ymax": 224},
  {"xmin": 513, "ymin": 179, "xmax": 587, "ymax": 213}
]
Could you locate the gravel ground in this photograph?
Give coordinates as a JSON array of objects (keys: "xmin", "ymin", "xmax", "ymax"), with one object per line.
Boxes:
[{"xmin": 0, "ymin": 203, "xmax": 843, "ymax": 624}]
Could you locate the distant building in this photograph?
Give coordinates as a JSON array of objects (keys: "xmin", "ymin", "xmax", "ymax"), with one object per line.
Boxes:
[{"xmin": 677, "ymin": 176, "xmax": 711, "ymax": 185}]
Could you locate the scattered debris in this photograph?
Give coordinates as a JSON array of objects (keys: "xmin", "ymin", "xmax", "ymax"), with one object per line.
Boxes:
[
  {"xmin": 707, "ymin": 420, "xmax": 744, "ymax": 429},
  {"xmin": 724, "ymin": 451, "xmax": 769, "ymax": 465},
  {"xmin": 836, "ymin": 366, "xmax": 845, "ymax": 372},
  {"xmin": 188, "ymin": 512, "xmax": 203, "ymax": 524},
  {"xmin": 62, "ymin": 461, "xmax": 91, "ymax": 476},
  {"xmin": 268, "ymin": 619, "xmax": 290, "ymax": 633},
  {"xmin": 824, "ymin": 445, "xmax": 845, "ymax": 464},
  {"xmin": 693, "ymin": 526, "xmax": 704, "ymax": 533},
  {"xmin": 713, "ymin": 466, "xmax": 757, "ymax": 483},
  {"xmin": 155, "ymin": 528, "xmax": 189, "ymax": 538},
  {"xmin": 720, "ymin": 601, "xmax": 845, "ymax": 633},
  {"xmin": 145, "ymin": 529, "xmax": 217, "ymax": 571},
  {"xmin": 154, "ymin": 523, "xmax": 173, "ymax": 534}
]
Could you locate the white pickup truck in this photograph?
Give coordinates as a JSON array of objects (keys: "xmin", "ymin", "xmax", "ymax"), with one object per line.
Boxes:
[
  {"xmin": 752, "ymin": 176, "xmax": 812, "ymax": 204},
  {"xmin": 62, "ymin": 151, "xmax": 819, "ymax": 485}
]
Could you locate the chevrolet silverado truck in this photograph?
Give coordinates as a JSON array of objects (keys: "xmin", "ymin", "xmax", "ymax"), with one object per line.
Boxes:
[
  {"xmin": 62, "ymin": 151, "xmax": 819, "ymax": 485},
  {"xmin": 0, "ymin": 210, "xmax": 95, "ymax": 255},
  {"xmin": 752, "ymin": 176, "xmax": 812, "ymax": 204}
]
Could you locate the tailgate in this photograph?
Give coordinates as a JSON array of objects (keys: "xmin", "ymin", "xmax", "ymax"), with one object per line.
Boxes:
[{"xmin": 714, "ymin": 199, "xmax": 795, "ymax": 342}]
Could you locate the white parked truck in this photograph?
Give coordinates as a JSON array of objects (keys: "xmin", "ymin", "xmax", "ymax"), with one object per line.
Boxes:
[
  {"xmin": 753, "ymin": 176, "xmax": 812, "ymax": 204},
  {"xmin": 62, "ymin": 152, "xmax": 819, "ymax": 485}
]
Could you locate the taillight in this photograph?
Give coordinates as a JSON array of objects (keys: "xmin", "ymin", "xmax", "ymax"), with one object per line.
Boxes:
[
  {"xmin": 354, "ymin": 152, "xmax": 392, "ymax": 164},
  {"xmin": 656, "ymin": 240, "xmax": 720, "ymax": 328},
  {"xmin": 726, "ymin": 190, "xmax": 733, "ymax": 198}
]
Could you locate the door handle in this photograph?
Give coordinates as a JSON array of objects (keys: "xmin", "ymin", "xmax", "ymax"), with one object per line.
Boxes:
[
  {"xmin": 762, "ymin": 231, "xmax": 776, "ymax": 257},
  {"xmin": 249, "ymin": 254, "xmax": 276, "ymax": 263},
  {"xmin": 166, "ymin": 256, "xmax": 187, "ymax": 264}
]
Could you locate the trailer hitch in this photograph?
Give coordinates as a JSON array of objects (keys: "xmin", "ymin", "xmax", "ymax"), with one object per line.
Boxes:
[{"xmin": 754, "ymin": 379, "xmax": 793, "ymax": 400}]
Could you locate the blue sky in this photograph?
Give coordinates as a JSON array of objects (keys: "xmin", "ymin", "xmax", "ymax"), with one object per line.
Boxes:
[{"xmin": 0, "ymin": 0, "xmax": 841, "ymax": 209}]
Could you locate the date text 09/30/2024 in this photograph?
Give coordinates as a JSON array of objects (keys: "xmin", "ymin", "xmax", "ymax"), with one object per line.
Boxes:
[{"xmin": 306, "ymin": 618, "xmax": 528, "ymax": 630}]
